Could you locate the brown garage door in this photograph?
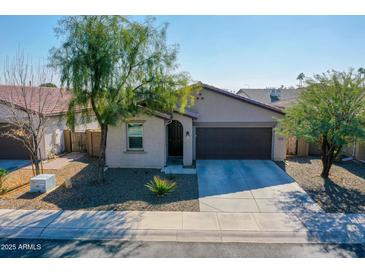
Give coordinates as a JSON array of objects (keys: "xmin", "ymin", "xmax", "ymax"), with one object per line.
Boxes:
[
  {"xmin": 0, "ymin": 124, "xmax": 29, "ymax": 159},
  {"xmin": 196, "ymin": 127, "xmax": 272, "ymax": 159}
]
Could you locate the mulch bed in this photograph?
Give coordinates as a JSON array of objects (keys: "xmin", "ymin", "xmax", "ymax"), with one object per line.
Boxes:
[
  {"xmin": 0, "ymin": 157, "xmax": 199, "ymax": 212},
  {"xmin": 275, "ymin": 156, "xmax": 365, "ymax": 213}
]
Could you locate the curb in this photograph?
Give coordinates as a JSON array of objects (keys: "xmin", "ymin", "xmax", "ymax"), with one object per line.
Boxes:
[{"xmin": 2, "ymin": 227, "xmax": 365, "ymax": 244}]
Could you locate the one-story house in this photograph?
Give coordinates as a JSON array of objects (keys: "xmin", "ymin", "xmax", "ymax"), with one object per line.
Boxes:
[
  {"xmin": 0, "ymin": 85, "xmax": 99, "ymax": 160},
  {"xmin": 237, "ymin": 87, "xmax": 365, "ymax": 161},
  {"xmin": 106, "ymin": 83, "xmax": 287, "ymax": 168}
]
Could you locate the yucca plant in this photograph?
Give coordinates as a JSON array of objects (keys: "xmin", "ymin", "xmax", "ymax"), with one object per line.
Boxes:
[{"xmin": 146, "ymin": 176, "xmax": 176, "ymax": 197}]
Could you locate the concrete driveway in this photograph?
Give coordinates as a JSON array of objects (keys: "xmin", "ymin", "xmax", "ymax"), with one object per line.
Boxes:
[
  {"xmin": 196, "ymin": 160, "xmax": 323, "ymax": 213},
  {"xmin": 0, "ymin": 160, "xmax": 30, "ymax": 171}
]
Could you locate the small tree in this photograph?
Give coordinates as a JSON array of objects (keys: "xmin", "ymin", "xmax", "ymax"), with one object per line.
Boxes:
[
  {"xmin": 50, "ymin": 16, "xmax": 198, "ymax": 184},
  {"xmin": 296, "ymin": 72, "xmax": 305, "ymax": 88},
  {"xmin": 358, "ymin": 67, "xmax": 365, "ymax": 78},
  {"xmin": 277, "ymin": 70, "xmax": 365, "ymax": 178},
  {"xmin": 0, "ymin": 51, "xmax": 58, "ymax": 175}
]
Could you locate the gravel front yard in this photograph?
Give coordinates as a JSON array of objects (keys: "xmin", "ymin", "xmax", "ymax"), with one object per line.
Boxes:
[
  {"xmin": 276, "ymin": 156, "xmax": 365, "ymax": 213},
  {"xmin": 0, "ymin": 156, "xmax": 199, "ymax": 211}
]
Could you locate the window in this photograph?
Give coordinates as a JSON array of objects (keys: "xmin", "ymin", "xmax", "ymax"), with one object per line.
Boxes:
[{"xmin": 127, "ymin": 123, "xmax": 143, "ymax": 150}]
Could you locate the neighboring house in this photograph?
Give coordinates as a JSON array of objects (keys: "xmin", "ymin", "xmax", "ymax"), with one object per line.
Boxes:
[
  {"xmin": 106, "ymin": 83, "xmax": 287, "ymax": 168},
  {"xmin": 0, "ymin": 85, "xmax": 99, "ymax": 160},
  {"xmin": 237, "ymin": 87, "xmax": 302, "ymax": 110},
  {"xmin": 237, "ymin": 87, "xmax": 365, "ymax": 161}
]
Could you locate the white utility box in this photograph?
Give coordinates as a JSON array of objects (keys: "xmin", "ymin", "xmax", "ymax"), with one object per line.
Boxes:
[{"xmin": 30, "ymin": 174, "xmax": 56, "ymax": 193}]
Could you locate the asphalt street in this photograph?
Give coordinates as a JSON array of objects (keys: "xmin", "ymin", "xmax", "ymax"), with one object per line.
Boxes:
[{"xmin": 0, "ymin": 238, "xmax": 364, "ymax": 258}]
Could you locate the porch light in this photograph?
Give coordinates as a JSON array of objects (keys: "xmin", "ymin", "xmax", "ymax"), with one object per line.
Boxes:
[{"xmin": 186, "ymin": 131, "xmax": 190, "ymax": 138}]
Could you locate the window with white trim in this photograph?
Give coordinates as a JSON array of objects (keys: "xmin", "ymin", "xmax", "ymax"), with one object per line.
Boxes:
[{"xmin": 127, "ymin": 123, "xmax": 143, "ymax": 150}]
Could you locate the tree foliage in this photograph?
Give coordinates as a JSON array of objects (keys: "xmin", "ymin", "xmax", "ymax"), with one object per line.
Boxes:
[
  {"xmin": 50, "ymin": 16, "xmax": 198, "ymax": 183},
  {"xmin": 296, "ymin": 72, "xmax": 305, "ymax": 87},
  {"xmin": 40, "ymin": 83, "xmax": 57, "ymax": 88},
  {"xmin": 277, "ymin": 70, "xmax": 365, "ymax": 178},
  {"xmin": 296, "ymin": 72, "xmax": 305, "ymax": 81},
  {"xmin": 358, "ymin": 67, "xmax": 365, "ymax": 76}
]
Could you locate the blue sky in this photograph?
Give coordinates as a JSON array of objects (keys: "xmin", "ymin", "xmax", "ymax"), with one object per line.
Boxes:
[{"xmin": 0, "ymin": 16, "xmax": 365, "ymax": 90}]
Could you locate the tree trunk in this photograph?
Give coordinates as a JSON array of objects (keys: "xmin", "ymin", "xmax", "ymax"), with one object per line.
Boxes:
[
  {"xmin": 32, "ymin": 156, "xmax": 41, "ymax": 176},
  {"xmin": 97, "ymin": 123, "xmax": 108, "ymax": 184},
  {"xmin": 320, "ymin": 155, "xmax": 332, "ymax": 178},
  {"xmin": 320, "ymin": 136, "xmax": 331, "ymax": 179},
  {"xmin": 320, "ymin": 137, "xmax": 341, "ymax": 179}
]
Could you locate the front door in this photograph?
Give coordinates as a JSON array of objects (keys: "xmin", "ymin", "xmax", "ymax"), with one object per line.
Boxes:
[{"xmin": 168, "ymin": 120, "xmax": 183, "ymax": 156}]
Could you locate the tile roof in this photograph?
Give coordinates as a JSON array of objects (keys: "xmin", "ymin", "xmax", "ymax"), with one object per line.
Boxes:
[
  {"xmin": 0, "ymin": 84, "xmax": 284, "ymax": 119},
  {"xmin": 237, "ymin": 88, "xmax": 302, "ymax": 109},
  {"xmin": 175, "ymin": 104, "xmax": 199, "ymax": 119},
  {"xmin": 0, "ymin": 85, "xmax": 72, "ymax": 116},
  {"xmin": 0, "ymin": 85, "xmax": 200, "ymax": 119},
  {"xmin": 181, "ymin": 107, "xmax": 199, "ymax": 118}
]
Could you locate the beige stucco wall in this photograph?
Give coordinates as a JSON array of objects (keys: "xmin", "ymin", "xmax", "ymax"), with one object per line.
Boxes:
[
  {"xmin": 171, "ymin": 113, "xmax": 193, "ymax": 166},
  {"xmin": 191, "ymin": 88, "xmax": 284, "ymax": 123},
  {"xmin": 272, "ymin": 129, "xmax": 287, "ymax": 161},
  {"xmin": 191, "ymin": 88, "xmax": 286, "ymax": 161},
  {"xmin": 42, "ymin": 114, "xmax": 99, "ymax": 159},
  {"xmin": 106, "ymin": 114, "xmax": 167, "ymax": 168},
  {"xmin": 0, "ymin": 103, "xmax": 27, "ymax": 122}
]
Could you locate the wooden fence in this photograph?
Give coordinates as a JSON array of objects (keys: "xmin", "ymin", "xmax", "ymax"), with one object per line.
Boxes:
[
  {"xmin": 286, "ymin": 136, "xmax": 310, "ymax": 156},
  {"xmin": 64, "ymin": 129, "xmax": 101, "ymax": 157}
]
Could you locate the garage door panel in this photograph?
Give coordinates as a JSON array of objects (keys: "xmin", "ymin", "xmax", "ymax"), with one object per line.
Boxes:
[
  {"xmin": 0, "ymin": 124, "xmax": 29, "ymax": 159},
  {"xmin": 196, "ymin": 127, "xmax": 272, "ymax": 159}
]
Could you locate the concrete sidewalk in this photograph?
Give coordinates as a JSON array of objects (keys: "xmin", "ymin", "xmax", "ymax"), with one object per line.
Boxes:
[
  {"xmin": 0, "ymin": 209, "xmax": 364, "ymax": 244},
  {"xmin": 23, "ymin": 152, "xmax": 86, "ymax": 170}
]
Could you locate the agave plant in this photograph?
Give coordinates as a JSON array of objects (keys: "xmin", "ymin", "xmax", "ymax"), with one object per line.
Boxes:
[{"xmin": 146, "ymin": 176, "xmax": 176, "ymax": 197}]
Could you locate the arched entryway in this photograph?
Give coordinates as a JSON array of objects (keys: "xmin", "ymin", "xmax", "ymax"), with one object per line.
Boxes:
[{"xmin": 168, "ymin": 120, "xmax": 183, "ymax": 159}]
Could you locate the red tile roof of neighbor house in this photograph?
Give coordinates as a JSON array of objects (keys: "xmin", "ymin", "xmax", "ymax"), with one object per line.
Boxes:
[
  {"xmin": 0, "ymin": 85, "xmax": 72, "ymax": 116},
  {"xmin": 0, "ymin": 85, "xmax": 199, "ymax": 119}
]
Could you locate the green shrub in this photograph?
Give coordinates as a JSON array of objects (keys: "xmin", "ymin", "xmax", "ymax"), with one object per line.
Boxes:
[
  {"xmin": 146, "ymin": 176, "xmax": 176, "ymax": 197},
  {"xmin": 0, "ymin": 168, "xmax": 7, "ymax": 194}
]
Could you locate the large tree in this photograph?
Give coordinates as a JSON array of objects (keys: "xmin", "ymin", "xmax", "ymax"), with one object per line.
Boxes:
[
  {"xmin": 50, "ymin": 16, "xmax": 197, "ymax": 184},
  {"xmin": 277, "ymin": 70, "xmax": 365, "ymax": 178}
]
